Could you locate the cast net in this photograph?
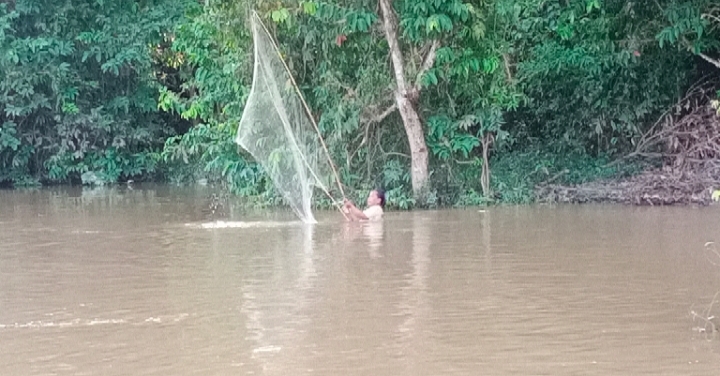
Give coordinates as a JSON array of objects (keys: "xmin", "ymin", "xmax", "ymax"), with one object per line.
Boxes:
[{"xmin": 236, "ymin": 12, "xmax": 344, "ymax": 223}]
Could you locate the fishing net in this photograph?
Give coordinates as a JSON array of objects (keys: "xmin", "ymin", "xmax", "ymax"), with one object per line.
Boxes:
[{"xmin": 236, "ymin": 12, "xmax": 344, "ymax": 223}]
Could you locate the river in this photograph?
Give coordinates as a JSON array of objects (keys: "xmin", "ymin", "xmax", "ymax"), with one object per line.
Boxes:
[{"xmin": 1, "ymin": 185, "xmax": 719, "ymax": 375}]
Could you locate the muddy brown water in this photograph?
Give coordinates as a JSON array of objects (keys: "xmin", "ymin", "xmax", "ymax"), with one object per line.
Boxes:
[{"xmin": 1, "ymin": 185, "xmax": 720, "ymax": 375}]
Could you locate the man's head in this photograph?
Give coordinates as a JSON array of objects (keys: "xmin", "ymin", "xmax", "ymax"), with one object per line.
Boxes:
[{"xmin": 366, "ymin": 189, "xmax": 386, "ymax": 208}]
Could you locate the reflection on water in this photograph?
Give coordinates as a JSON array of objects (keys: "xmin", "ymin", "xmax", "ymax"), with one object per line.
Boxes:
[
  {"xmin": 340, "ymin": 220, "xmax": 384, "ymax": 258},
  {"xmin": 1, "ymin": 185, "xmax": 720, "ymax": 375}
]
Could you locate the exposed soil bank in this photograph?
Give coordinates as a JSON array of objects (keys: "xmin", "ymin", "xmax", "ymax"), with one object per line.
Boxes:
[
  {"xmin": 536, "ymin": 95, "xmax": 720, "ymax": 206},
  {"xmin": 536, "ymin": 166, "xmax": 720, "ymax": 206}
]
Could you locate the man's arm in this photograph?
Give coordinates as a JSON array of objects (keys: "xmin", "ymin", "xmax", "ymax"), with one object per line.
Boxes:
[{"xmin": 343, "ymin": 200, "xmax": 368, "ymax": 221}]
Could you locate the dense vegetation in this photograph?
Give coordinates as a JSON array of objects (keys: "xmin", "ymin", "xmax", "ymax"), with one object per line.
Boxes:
[{"xmin": 1, "ymin": 0, "xmax": 719, "ymax": 208}]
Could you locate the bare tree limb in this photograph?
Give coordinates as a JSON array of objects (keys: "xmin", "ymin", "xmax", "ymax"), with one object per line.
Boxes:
[
  {"xmin": 698, "ymin": 52, "xmax": 720, "ymax": 69},
  {"xmin": 348, "ymin": 102, "xmax": 395, "ymax": 167},
  {"xmin": 703, "ymin": 13, "xmax": 720, "ymax": 25},
  {"xmin": 417, "ymin": 42, "xmax": 432, "ymax": 60},
  {"xmin": 502, "ymin": 53, "xmax": 513, "ymax": 82},
  {"xmin": 414, "ymin": 39, "xmax": 440, "ymax": 89},
  {"xmin": 680, "ymin": 37, "xmax": 720, "ymax": 69},
  {"xmin": 652, "ymin": 0, "xmax": 664, "ymax": 12},
  {"xmin": 360, "ymin": 92, "xmax": 397, "ymax": 125},
  {"xmin": 371, "ymin": 104, "xmax": 397, "ymax": 124}
]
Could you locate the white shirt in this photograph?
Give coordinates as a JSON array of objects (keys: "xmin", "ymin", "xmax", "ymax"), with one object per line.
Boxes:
[{"xmin": 362, "ymin": 205, "xmax": 384, "ymax": 221}]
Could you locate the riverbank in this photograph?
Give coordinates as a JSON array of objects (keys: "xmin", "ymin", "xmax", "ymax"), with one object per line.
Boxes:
[
  {"xmin": 535, "ymin": 165, "xmax": 720, "ymax": 206},
  {"xmin": 534, "ymin": 100, "xmax": 720, "ymax": 206}
]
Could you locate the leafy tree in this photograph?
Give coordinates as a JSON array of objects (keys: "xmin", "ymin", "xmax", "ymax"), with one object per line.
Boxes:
[
  {"xmin": 655, "ymin": 0, "xmax": 720, "ymax": 71},
  {"xmin": 2, "ymin": 0, "xmax": 704, "ymax": 206},
  {"xmin": 0, "ymin": 0, "xmax": 192, "ymax": 186},
  {"xmin": 158, "ymin": 0, "xmax": 271, "ymax": 196}
]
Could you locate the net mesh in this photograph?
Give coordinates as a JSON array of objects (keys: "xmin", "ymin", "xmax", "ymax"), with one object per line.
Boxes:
[{"xmin": 236, "ymin": 12, "xmax": 340, "ymax": 223}]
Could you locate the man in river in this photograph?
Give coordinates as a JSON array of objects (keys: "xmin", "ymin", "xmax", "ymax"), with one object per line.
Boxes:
[{"xmin": 342, "ymin": 189, "xmax": 385, "ymax": 221}]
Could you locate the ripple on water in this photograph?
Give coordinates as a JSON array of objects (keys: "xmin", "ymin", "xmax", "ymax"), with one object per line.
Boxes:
[
  {"xmin": 188, "ymin": 220, "xmax": 306, "ymax": 229},
  {"xmin": 0, "ymin": 314, "xmax": 192, "ymax": 330}
]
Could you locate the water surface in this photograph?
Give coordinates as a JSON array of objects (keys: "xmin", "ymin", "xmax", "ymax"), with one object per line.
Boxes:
[{"xmin": 1, "ymin": 185, "xmax": 719, "ymax": 375}]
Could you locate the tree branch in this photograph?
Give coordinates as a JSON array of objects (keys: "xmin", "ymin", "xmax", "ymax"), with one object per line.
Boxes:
[
  {"xmin": 502, "ymin": 54, "xmax": 512, "ymax": 83},
  {"xmin": 371, "ymin": 103, "xmax": 397, "ymax": 124},
  {"xmin": 502, "ymin": 53, "xmax": 513, "ymax": 82},
  {"xmin": 703, "ymin": 13, "xmax": 720, "ymax": 25},
  {"xmin": 349, "ymin": 101, "xmax": 397, "ymax": 167},
  {"xmin": 698, "ymin": 52, "xmax": 720, "ymax": 69},
  {"xmin": 360, "ymin": 92, "xmax": 398, "ymax": 125},
  {"xmin": 414, "ymin": 39, "xmax": 440, "ymax": 89},
  {"xmin": 360, "ymin": 103, "xmax": 398, "ymax": 128},
  {"xmin": 680, "ymin": 37, "xmax": 720, "ymax": 69}
]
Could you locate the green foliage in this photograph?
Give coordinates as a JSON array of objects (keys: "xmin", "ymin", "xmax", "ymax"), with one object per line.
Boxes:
[
  {"xmin": 398, "ymin": 0, "xmax": 474, "ymax": 41},
  {"xmin": 0, "ymin": 0, "xmax": 192, "ymax": 186},
  {"xmin": 491, "ymin": 148, "xmax": 646, "ymax": 204},
  {"xmin": 161, "ymin": 122, "xmax": 268, "ymax": 195},
  {"xmin": 164, "ymin": 0, "xmax": 717, "ymax": 207},
  {"xmin": 500, "ymin": 0, "xmax": 696, "ymax": 155},
  {"xmin": 427, "ymin": 108, "xmax": 508, "ymax": 163},
  {"xmin": 157, "ymin": 0, "xmax": 261, "ymax": 195},
  {"xmin": 380, "ymin": 159, "xmax": 415, "ymax": 209},
  {"xmin": 656, "ymin": 1, "xmax": 719, "ymax": 53},
  {"xmin": 427, "ymin": 115, "xmax": 480, "ymax": 161},
  {"xmin": 2, "ymin": 0, "xmax": 716, "ymax": 209},
  {"xmin": 454, "ymin": 188, "xmax": 493, "ymax": 207}
]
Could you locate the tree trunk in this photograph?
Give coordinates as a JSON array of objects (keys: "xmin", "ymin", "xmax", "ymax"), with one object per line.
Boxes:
[
  {"xmin": 378, "ymin": 0, "xmax": 430, "ymax": 200},
  {"xmin": 480, "ymin": 133, "xmax": 493, "ymax": 198},
  {"xmin": 396, "ymin": 92, "xmax": 429, "ymax": 198}
]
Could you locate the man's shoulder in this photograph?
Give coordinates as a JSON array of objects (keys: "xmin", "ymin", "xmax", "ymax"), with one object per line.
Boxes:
[{"xmin": 363, "ymin": 205, "xmax": 384, "ymax": 220}]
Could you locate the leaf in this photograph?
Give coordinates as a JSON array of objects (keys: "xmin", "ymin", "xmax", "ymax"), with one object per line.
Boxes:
[
  {"xmin": 421, "ymin": 70, "xmax": 438, "ymax": 87},
  {"xmin": 472, "ymin": 22, "xmax": 485, "ymax": 40},
  {"xmin": 61, "ymin": 102, "xmax": 79, "ymax": 114},
  {"xmin": 712, "ymin": 190, "xmax": 720, "ymax": 202},
  {"xmin": 435, "ymin": 46, "xmax": 455, "ymax": 64},
  {"xmin": 426, "ymin": 15, "xmax": 440, "ymax": 33},
  {"xmin": 0, "ymin": 122, "xmax": 21, "ymax": 151},
  {"xmin": 438, "ymin": 14, "xmax": 453, "ymax": 31},
  {"xmin": 586, "ymin": 0, "xmax": 600, "ymax": 14},
  {"xmin": 301, "ymin": 1, "xmax": 317, "ymax": 16},
  {"xmin": 271, "ymin": 8, "xmax": 290, "ymax": 24},
  {"xmin": 482, "ymin": 56, "xmax": 499, "ymax": 74}
]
